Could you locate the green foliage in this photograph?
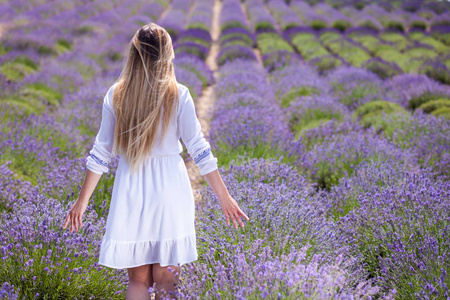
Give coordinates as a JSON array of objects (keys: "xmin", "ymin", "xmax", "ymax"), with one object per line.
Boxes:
[
  {"xmin": 353, "ymin": 100, "xmax": 404, "ymax": 119},
  {"xmin": 385, "ymin": 20, "xmax": 406, "ymax": 32},
  {"xmin": 186, "ymin": 22, "xmax": 210, "ymax": 32},
  {"xmin": 165, "ymin": 28, "xmax": 181, "ymax": 40},
  {"xmin": 430, "ymin": 32, "xmax": 450, "ymax": 46},
  {"xmin": 299, "ymin": 119, "xmax": 350, "ymax": 152},
  {"xmin": 310, "ymin": 19, "xmax": 327, "ymax": 30},
  {"xmin": 0, "ymin": 131, "xmax": 83, "ymax": 187},
  {"xmin": 55, "ymin": 39, "xmax": 72, "ymax": 53},
  {"xmin": 331, "ymin": 194, "xmax": 360, "ymax": 222},
  {"xmin": 1, "ymin": 83, "xmax": 63, "ymax": 116},
  {"xmin": 378, "ymin": 32, "xmax": 412, "ymax": 51},
  {"xmin": 331, "ymin": 20, "xmax": 352, "ymax": 32},
  {"xmin": 375, "ymin": 48, "xmax": 412, "ymax": 72},
  {"xmin": 262, "ymin": 51, "xmax": 299, "ymax": 72},
  {"xmin": 219, "ymin": 33, "xmax": 254, "ymax": 47},
  {"xmin": 313, "ymin": 150, "xmax": 366, "ymax": 192},
  {"xmin": 221, "ymin": 39, "xmax": 252, "ymax": 48},
  {"xmin": 175, "ymin": 45, "xmax": 208, "ymax": 60},
  {"xmin": 254, "ymin": 21, "xmax": 275, "ymax": 31},
  {"xmin": 408, "ymin": 92, "xmax": 447, "ymax": 110},
  {"xmin": 0, "ymin": 56, "xmax": 39, "ymax": 81},
  {"xmin": 357, "ymin": 19, "xmax": 382, "ymax": 31},
  {"xmin": 409, "ymin": 33, "xmax": 450, "ymax": 53},
  {"xmin": 332, "ymin": 83, "xmax": 380, "ymax": 109},
  {"xmin": 291, "ymin": 33, "xmax": 329, "ymax": 59},
  {"xmin": 371, "ymin": 43, "xmax": 397, "ymax": 56},
  {"xmin": 352, "ymin": 100, "xmax": 408, "ymax": 133},
  {"xmin": 177, "ymin": 37, "xmax": 210, "ymax": 48},
  {"xmin": 0, "ymin": 103, "xmax": 29, "ymax": 124},
  {"xmin": 38, "ymin": 45, "xmax": 57, "ymax": 55},
  {"xmin": 280, "ymin": 86, "xmax": 320, "ymax": 108},
  {"xmin": 289, "ymin": 108, "xmax": 343, "ymax": 139},
  {"xmin": 431, "ymin": 106, "xmax": 450, "ymax": 120},
  {"xmin": 51, "ymin": 74, "xmax": 78, "ymax": 94},
  {"xmin": 23, "ymin": 83, "xmax": 64, "ymax": 106},
  {"xmin": 176, "ymin": 65, "xmax": 210, "ymax": 88},
  {"xmin": 319, "ymin": 31, "xmax": 341, "ymax": 43},
  {"xmin": 354, "ymin": 2, "xmax": 365, "ymax": 10},
  {"xmin": 155, "ymin": 0, "xmax": 169, "ymax": 8},
  {"xmin": 217, "ymin": 46, "xmax": 256, "ymax": 66},
  {"xmin": 0, "ymin": 149, "xmax": 47, "ymax": 186},
  {"xmin": 110, "ymin": 52, "xmax": 122, "ymax": 62},
  {"xmin": 257, "ymin": 32, "xmax": 294, "ymax": 54},
  {"xmin": 281, "ymin": 22, "xmax": 301, "ymax": 31},
  {"xmin": 1, "ymin": 239, "xmax": 125, "ymax": 299},
  {"xmin": 419, "ymin": 61, "xmax": 450, "ymax": 85},
  {"xmin": 74, "ymin": 62, "xmax": 98, "ymax": 82},
  {"xmin": 1, "ymin": 96, "xmax": 45, "ymax": 115},
  {"xmin": 220, "ymin": 21, "xmax": 247, "ymax": 32},
  {"xmin": 417, "ymin": 98, "xmax": 450, "ymax": 114},
  {"xmin": 410, "ymin": 19, "xmax": 428, "ymax": 30},
  {"xmin": 417, "ymin": 10, "xmax": 435, "ymax": 20},
  {"xmin": 310, "ymin": 55, "xmax": 342, "ymax": 73},
  {"xmin": 0, "ymin": 43, "xmax": 11, "ymax": 55},
  {"xmin": 363, "ymin": 59, "xmax": 401, "ymax": 80},
  {"xmin": 404, "ymin": 47, "xmax": 436, "ymax": 60},
  {"xmin": 349, "ymin": 34, "xmax": 391, "ymax": 54},
  {"xmin": 213, "ymin": 140, "xmax": 298, "ymax": 170},
  {"xmin": 320, "ymin": 34, "xmax": 371, "ymax": 67},
  {"xmin": 74, "ymin": 25, "xmax": 94, "ymax": 35}
]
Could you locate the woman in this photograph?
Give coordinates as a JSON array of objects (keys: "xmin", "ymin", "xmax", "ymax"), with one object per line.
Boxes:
[{"xmin": 62, "ymin": 23, "xmax": 249, "ymax": 300}]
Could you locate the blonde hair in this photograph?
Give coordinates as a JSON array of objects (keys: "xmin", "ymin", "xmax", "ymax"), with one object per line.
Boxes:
[{"xmin": 112, "ymin": 23, "xmax": 179, "ymax": 173}]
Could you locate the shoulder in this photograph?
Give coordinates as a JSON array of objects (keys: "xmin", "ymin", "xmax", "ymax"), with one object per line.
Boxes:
[
  {"xmin": 176, "ymin": 82, "xmax": 194, "ymax": 110},
  {"xmin": 108, "ymin": 82, "xmax": 119, "ymax": 99},
  {"xmin": 177, "ymin": 82, "xmax": 190, "ymax": 99},
  {"xmin": 104, "ymin": 82, "xmax": 119, "ymax": 113}
]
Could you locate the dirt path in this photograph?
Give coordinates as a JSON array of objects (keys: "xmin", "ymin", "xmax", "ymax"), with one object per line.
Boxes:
[{"xmin": 185, "ymin": 0, "xmax": 222, "ymax": 204}]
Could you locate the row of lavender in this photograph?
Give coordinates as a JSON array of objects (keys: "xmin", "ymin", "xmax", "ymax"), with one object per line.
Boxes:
[
  {"xmin": 237, "ymin": 0, "xmax": 450, "ymax": 177},
  {"xmin": 0, "ymin": 0, "xmax": 218, "ymax": 298},
  {"xmin": 263, "ymin": 0, "xmax": 450, "ymax": 34},
  {"xmin": 242, "ymin": 0, "xmax": 450, "ymax": 86},
  {"xmin": 170, "ymin": 0, "xmax": 395, "ymax": 298},
  {"xmin": 190, "ymin": 0, "xmax": 450, "ymax": 298}
]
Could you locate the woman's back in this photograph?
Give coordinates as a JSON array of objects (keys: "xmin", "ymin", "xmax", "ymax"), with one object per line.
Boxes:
[{"xmin": 86, "ymin": 81, "xmax": 218, "ymax": 176}]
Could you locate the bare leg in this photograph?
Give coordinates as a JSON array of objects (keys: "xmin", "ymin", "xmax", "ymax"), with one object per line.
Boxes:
[
  {"xmin": 125, "ymin": 264, "xmax": 154, "ymax": 300},
  {"xmin": 153, "ymin": 263, "xmax": 181, "ymax": 300}
]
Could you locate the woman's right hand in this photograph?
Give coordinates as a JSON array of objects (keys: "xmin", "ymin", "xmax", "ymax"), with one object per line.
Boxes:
[{"xmin": 218, "ymin": 194, "xmax": 249, "ymax": 229}]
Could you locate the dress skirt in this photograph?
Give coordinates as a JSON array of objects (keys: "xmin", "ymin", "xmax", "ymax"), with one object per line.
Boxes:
[{"xmin": 98, "ymin": 153, "xmax": 198, "ymax": 269}]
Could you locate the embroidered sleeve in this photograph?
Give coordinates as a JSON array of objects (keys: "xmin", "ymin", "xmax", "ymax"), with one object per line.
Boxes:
[
  {"xmin": 86, "ymin": 85, "xmax": 116, "ymax": 175},
  {"xmin": 177, "ymin": 86, "xmax": 218, "ymax": 176}
]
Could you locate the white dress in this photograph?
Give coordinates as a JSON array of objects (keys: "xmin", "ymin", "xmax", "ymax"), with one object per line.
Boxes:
[{"xmin": 86, "ymin": 82, "xmax": 218, "ymax": 269}]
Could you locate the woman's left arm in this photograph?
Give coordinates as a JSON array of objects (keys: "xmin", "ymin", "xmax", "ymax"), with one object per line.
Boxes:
[{"xmin": 63, "ymin": 84, "xmax": 117, "ymax": 233}]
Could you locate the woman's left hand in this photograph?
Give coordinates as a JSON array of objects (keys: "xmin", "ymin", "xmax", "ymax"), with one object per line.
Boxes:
[{"xmin": 63, "ymin": 198, "xmax": 89, "ymax": 233}]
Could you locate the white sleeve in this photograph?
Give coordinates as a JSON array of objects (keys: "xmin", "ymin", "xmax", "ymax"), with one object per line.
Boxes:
[
  {"xmin": 177, "ymin": 86, "xmax": 218, "ymax": 176},
  {"xmin": 86, "ymin": 86, "xmax": 116, "ymax": 175}
]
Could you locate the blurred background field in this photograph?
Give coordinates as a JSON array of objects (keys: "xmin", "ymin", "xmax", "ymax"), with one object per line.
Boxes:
[{"xmin": 0, "ymin": 0, "xmax": 449, "ymax": 299}]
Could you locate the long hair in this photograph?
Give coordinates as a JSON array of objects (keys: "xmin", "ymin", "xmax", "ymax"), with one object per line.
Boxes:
[{"xmin": 112, "ymin": 23, "xmax": 179, "ymax": 173}]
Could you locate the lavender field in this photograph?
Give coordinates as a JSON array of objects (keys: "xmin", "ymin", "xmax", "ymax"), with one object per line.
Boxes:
[{"xmin": 1, "ymin": 0, "xmax": 450, "ymax": 299}]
